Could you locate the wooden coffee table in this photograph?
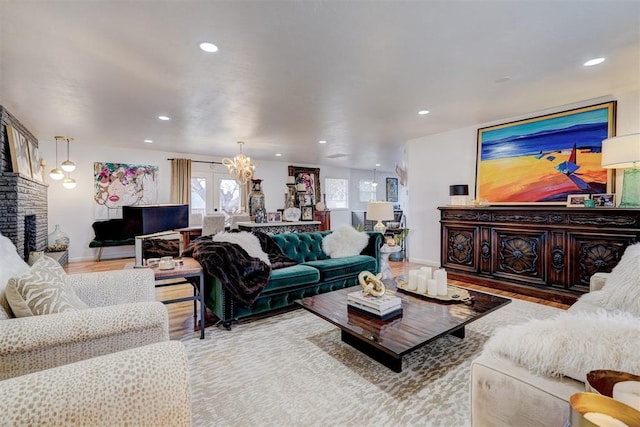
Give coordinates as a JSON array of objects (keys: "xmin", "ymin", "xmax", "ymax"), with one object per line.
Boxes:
[{"xmin": 296, "ymin": 278, "xmax": 510, "ymax": 372}]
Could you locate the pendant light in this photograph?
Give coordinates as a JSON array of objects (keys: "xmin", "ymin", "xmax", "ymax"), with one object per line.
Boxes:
[
  {"xmin": 222, "ymin": 141, "xmax": 256, "ymax": 184},
  {"xmin": 60, "ymin": 136, "xmax": 75, "ymax": 172},
  {"xmin": 62, "ymin": 176, "xmax": 77, "ymax": 189},
  {"xmin": 49, "ymin": 136, "xmax": 64, "ymax": 180}
]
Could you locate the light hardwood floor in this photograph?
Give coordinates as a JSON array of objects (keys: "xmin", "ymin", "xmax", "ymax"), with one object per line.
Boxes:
[{"xmin": 67, "ymin": 258, "xmax": 569, "ymax": 339}]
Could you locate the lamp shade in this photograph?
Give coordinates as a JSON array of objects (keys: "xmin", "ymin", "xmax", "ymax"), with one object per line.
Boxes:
[
  {"xmin": 449, "ymin": 184, "xmax": 469, "ymax": 196},
  {"xmin": 366, "ymin": 201, "xmax": 394, "ymax": 221},
  {"xmin": 601, "ymin": 134, "xmax": 640, "ymax": 169}
]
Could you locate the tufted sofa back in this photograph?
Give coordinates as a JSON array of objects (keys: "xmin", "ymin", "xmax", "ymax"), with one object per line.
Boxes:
[
  {"xmin": 271, "ymin": 231, "xmax": 382, "ymax": 264},
  {"xmin": 271, "ymin": 231, "xmax": 331, "ymax": 263}
]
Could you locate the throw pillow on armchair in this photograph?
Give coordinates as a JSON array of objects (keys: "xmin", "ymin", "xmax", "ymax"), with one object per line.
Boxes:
[{"xmin": 0, "ymin": 232, "xmax": 30, "ymax": 319}]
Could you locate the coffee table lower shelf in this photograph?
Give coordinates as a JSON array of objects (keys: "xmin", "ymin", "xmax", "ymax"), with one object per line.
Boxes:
[{"xmin": 340, "ymin": 326, "xmax": 465, "ymax": 373}]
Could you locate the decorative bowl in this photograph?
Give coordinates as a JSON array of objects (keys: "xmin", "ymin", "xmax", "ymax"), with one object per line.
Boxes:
[
  {"xmin": 569, "ymin": 392, "xmax": 640, "ymax": 426},
  {"xmin": 587, "ymin": 370, "xmax": 640, "ymax": 397}
]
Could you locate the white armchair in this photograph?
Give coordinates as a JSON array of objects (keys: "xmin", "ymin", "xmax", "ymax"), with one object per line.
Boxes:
[
  {"xmin": 0, "ymin": 341, "xmax": 191, "ymax": 426},
  {"xmin": 0, "ymin": 268, "xmax": 169, "ymax": 380}
]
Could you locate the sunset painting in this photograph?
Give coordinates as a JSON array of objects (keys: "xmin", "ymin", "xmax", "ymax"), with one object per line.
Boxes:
[{"xmin": 476, "ymin": 102, "xmax": 616, "ymax": 204}]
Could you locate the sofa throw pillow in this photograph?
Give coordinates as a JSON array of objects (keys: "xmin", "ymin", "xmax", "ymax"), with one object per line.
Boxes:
[
  {"xmin": 322, "ymin": 225, "xmax": 369, "ymax": 258},
  {"xmin": 484, "ymin": 309, "xmax": 640, "ymax": 382},
  {"xmin": 0, "ymin": 232, "xmax": 31, "ymax": 319},
  {"xmin": 575, "ymin": 242, "xmax": 640, "ymax": 316},
  {"xmin": 212, "ymin": 231, "xmax": 271, "ymax": 265},
  {"xmin": 5, "ymin": 255, "xmax": 88, "ymax": 317}
]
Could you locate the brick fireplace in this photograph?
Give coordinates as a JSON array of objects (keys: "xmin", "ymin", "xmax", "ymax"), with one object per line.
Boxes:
[{"xmin": 0, "ymin": 106, "xmax": 48, "ymax": 260}]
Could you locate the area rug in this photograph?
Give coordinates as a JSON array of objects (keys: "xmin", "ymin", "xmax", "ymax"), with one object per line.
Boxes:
[{"xmin": 180, "ymin": 299, "xmax": 561, "ymax": 426}]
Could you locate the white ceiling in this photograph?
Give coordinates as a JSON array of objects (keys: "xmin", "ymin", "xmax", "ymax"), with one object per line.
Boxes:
[{"xmin": 1, "ymin": 1, "xmax": 639, "ymax": 171}]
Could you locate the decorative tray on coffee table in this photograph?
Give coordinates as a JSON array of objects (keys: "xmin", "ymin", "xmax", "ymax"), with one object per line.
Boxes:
[{"xmin": 394, "ymin": 277, "xmax": 473, "ymax": 304}]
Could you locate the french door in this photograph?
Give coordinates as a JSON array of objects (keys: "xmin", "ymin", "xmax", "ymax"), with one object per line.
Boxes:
[{"xmin": 190, "ymin": 171, "xmax": 243, "ymax": 226}]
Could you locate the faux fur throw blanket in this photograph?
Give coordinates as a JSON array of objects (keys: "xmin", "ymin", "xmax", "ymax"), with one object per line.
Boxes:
[{"xmin": 182, "ymin": 232, "xmax": 297, "ymax": 307}]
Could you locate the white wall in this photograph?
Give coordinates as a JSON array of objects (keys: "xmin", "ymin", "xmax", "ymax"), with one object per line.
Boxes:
[
  {"xmin": 38, "ymin": 142, "xmax": 359, "ymax": 261},
  {"xmin": 406, "ymin": 90, "xmax": 640, "ymax": 266}
]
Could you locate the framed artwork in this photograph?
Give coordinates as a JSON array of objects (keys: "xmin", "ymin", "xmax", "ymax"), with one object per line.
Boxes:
[
  {"xmin": 6, "ymin": 124, "xmax": 33, "ymax": 178},
  {"xmin": 593, "ymin": 193, "xmax": 615, "ymax": 207},
  {"xmin": 301, "ymin": 205, "xmax": 314, "ymax": 221},
  {"xmin": 267, "ymin": 211, "xmax": 282, "ymax": 222},
  {"xmin": 567, "ymin": 194, "xmax": 590, "ymax": 207},
  {"xmin": 288, "ymin": 165, "xmax": 321, "ymax": 207},
  {"xmin": 28, "ymin": 141, "xmax": 43, "ymax": 182},
  {"xmin": 94, "ymin": 162, "xmax": 159, "ymax": 219},
  {"xmin": 476, "ymin": 101, "xmax": 616, "ymax": 204},
  {"xmin": 386, "ymin": 177, "xmax": 398, "ymax": 202}
]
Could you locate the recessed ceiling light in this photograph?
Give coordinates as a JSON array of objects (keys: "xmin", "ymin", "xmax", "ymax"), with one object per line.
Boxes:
[
  {"xmin": 144, "ymin": 139, "xmax": 153, "ymax": 143},
  {"xmin": 158, "ymin": 115, "xmax": 170, "ymax": 121},
  {"xmin": 584, "ymin": 57, "xmax": 605, "ymax": 67},
  {"xmin": 318, "ymin": 140, "xmax": 327, "ymax": 144},
  {"xmin": 375, "ymin": 163, "xmax": 381, "ymax": 167},
  {"xmin": 275, "ymin": 153, "xmax": 282, "ymax": 157},
  {"xmin": 199, "ymin": 42, "xmax": 218, "ymax": 53},
  {"xmin": 418, "ymin": 110, "xmax": 430, "ymax": 115}
]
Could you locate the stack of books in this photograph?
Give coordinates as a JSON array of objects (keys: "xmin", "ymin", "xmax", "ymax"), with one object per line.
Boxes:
[{"xmin": 347, "ymin": 291, "xmax": 403, "ymax": 320}]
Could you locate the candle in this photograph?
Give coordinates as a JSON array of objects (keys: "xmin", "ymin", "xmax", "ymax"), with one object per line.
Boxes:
[
  {"xmin": 287, "ymin": 176, "xmax": 295, "ymax": 184},
  {"xmin": 613, "ymin": 380, "xmax": 640, "ymax": 410},
  {"xmin": 407, "ymin": 270, "xmax": 419, "ymax": 291},
  {"xmin": 417, "ymin": 273, "xmax": 428, "ymax": 294},
  {"xmin": 427, "ymin": 279, "xmax": 438, "ymax": 296},
  {"xmin": 434, "ymin": 269, "xmax": 448, "ymax": 295},
  {"xmin": 583, "ymin": 412, "xmax": 628, "ymax": 427},
  {"xmin": 420, "ymin": 266, "xmax": 432, "ymax": 279}
]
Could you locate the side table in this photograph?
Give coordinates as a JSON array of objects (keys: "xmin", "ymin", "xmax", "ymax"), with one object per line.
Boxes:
[
  {"xmin": 128, "ymin": 258, "xmax": 206, "ymax": 339},
  {"xmin": 379, "ymin": 245, "xmax": 401, "ymax": 279}
]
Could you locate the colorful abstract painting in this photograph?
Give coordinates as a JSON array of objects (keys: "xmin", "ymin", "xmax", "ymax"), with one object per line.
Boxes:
[
  {"xmin": 476, "ymin": 102, "xmax": 616, "ymax": 204},
  {"xmin": 94, "ymin": 162, "xmax": 159, "ymax": 218}
]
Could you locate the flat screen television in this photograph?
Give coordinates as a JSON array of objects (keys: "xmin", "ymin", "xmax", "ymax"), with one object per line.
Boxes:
[{"xmin": 123, "ymin": 204, "xmax": 189, "ymax": 235}]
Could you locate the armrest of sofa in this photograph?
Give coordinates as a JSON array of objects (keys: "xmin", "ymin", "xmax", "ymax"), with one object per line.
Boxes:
[
  {"xmin": 0, "ymin": 341, "xmax": 191, "ymax": 426},
  {"xmin": 363, "ymin": 232, "xmax": 384, "ymax": 273},
  {"xmin": 67, "ymin": 268, "xmax": 156, "ymax": 306},
  {"xmin": 590, "ymin": 272, "xmax": 610, "ymax": 292},
  {"xmin": 0, "ymin": 301, "xmax": 169, "ymax": 380}
]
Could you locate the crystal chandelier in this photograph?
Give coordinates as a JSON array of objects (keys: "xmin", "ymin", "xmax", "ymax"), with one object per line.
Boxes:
[{"xmin": 222, "ymin": 141, "xmax": 255, "ymax": 184}]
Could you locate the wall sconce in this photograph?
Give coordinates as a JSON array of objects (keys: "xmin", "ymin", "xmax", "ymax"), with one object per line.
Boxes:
[{"xmin": 50, "ymin": 136, "xmax": 76, "ymax": 189}]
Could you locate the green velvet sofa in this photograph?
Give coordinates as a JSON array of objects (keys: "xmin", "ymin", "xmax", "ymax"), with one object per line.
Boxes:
[{"xmin": 206, "ymin": 231, "xmax": 383, "ymax": 328}]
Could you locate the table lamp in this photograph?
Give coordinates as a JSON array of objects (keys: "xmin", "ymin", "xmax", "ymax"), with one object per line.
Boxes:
[
  {"xmin": 367, "ymin": 201, "xmax": 394, "ymax": 234},
  {"xmin": 601, "ymin": 134, "xmax": 640, "ymax": 207},
  {"xmin": 449, "ymin": 185, "xmax": 469, "ymax": 206}
]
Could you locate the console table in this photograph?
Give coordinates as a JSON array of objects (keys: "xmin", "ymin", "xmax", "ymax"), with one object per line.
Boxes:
[
  {"xmin": 439, "ymin": 206, "xmax": 640, "ymax": 304},
  {"xmin": 237, "ymin": 221, "xmax": 321, "ymax": 234}
]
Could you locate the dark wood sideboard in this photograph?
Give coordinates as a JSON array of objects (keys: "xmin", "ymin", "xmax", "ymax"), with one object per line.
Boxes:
[{"xmin": 439, "ymin": 206, "xmax": 640, "ymax": 304}]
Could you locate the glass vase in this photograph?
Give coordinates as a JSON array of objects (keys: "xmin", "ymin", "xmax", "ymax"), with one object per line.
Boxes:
[{"xmin": 47, "ymin": 224, "xmax": 69, "ymax": 252}]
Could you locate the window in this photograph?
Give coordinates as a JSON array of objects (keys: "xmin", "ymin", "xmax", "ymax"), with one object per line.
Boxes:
[
  {"xmin": 190, "ymin": 177, "xmax": 207, "ymax": 216},
  {"xmin": 359, "ymin": 179, "xmax": 376, "ymax": 202},
  {"xmin": 325, "ymin": 178, "xmax": 348, "ymax": 209}
]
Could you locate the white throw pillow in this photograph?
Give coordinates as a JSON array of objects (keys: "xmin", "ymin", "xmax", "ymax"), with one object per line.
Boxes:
[
  {"xmin": 322, "ymin": 225, "xmax": 369, "ymax": 258},
  {"xmin": 5, "ymin": 255, "xmax": 88, "ymax": 317},
  {"xmin": 0, "ymin": 232, "xmax": 30, "ymax": 319},
  {"xmin": 484, "ymin": 309, "xmax": 640, "ymax": 382},
  {"xmin": 212, "ymin": 231, "xmax": 271, "ymax": 265},
  {"xmin": 575, "ymin": 242, "xmax": 640, "ymax": 316}
]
